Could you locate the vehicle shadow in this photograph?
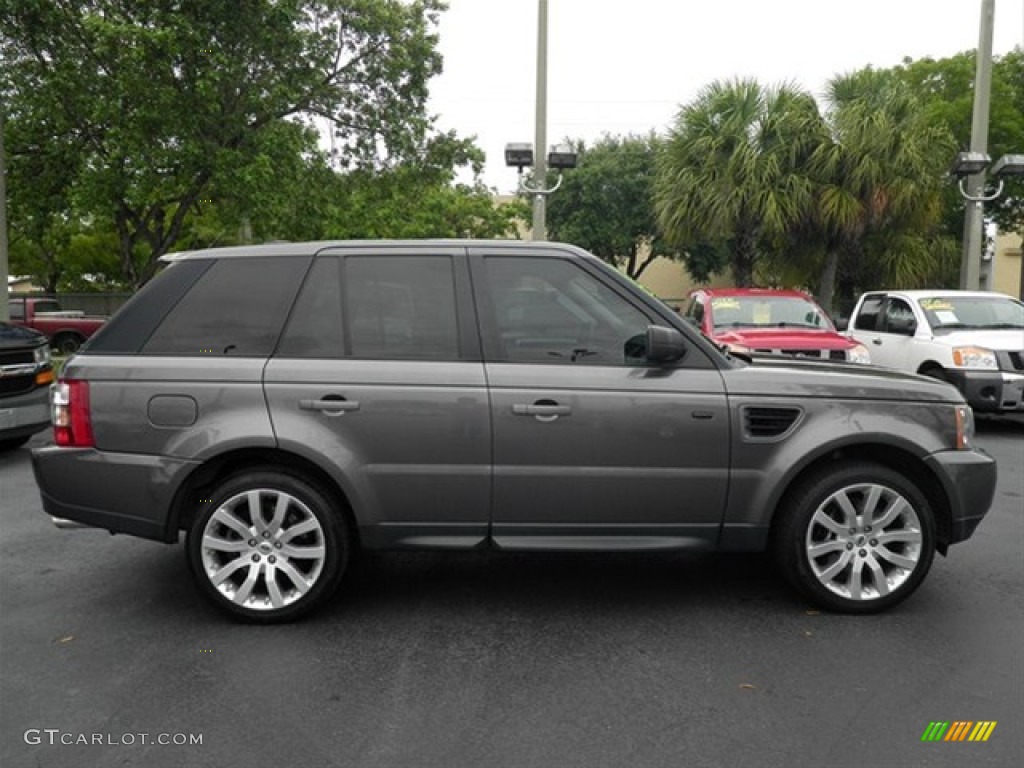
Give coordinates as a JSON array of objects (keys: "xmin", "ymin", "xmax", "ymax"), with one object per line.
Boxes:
[
  {"xmin": 325, "ymin": 548, "xmax": 805, "ymax": 622},
  {"xmin": 975, "ymin": 413, "xmax": 1024, "ymax": 435}
]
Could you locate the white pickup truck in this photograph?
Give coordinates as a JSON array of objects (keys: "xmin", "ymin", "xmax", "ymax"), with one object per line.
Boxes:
[{"xmin": 845, "ymin": 290, "xmax": 1024, "ymax": 414}]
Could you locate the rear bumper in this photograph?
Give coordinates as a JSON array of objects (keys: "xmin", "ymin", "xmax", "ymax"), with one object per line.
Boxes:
[
  {"xmin": 924, "ymin": 449, "xmax": 998, "ymax": 546},
  {"xmin": 31, "ymin": 446, "xmax": 198, "ymax": 542},
  {"xmin": 0, "ymin": 386, "xmax": 50, "ymax": 440}
]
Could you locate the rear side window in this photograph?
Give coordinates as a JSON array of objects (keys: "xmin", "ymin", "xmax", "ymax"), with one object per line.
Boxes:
[
  {"xmin": 854, "ymin": 295, "xmax": 884, "ymax": 331},
  {"xmin": 142, "ymin": 256, "xmax": 310, "ymax": 356},
  {"xmin": 344, "ymin": 256, "xmax": 459, "ymax": 360},
  {"xmin": 277, "ymin": 257, "xmax": 344, "ymax": 358}
]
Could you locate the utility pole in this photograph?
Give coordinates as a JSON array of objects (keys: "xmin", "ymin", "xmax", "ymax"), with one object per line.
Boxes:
[
  {"xmin": 959, "ymin": 0, "xmax": 995, "ymax": 291},
  {"xmin": 1, "ymin": 109, "xmax": 9, "ymax": 321},
  {"xmin": 531, "ymin": 0, "xmax": 549, "ymax": 241}
]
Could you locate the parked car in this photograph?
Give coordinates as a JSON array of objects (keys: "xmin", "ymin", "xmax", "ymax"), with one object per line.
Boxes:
[
  {"xmin": 8, "ymin": 296, "xmax": 107, "ymax": 355},
  {"xmin": 0, "ymin": 321, "xmax": 54, "ymax": 451},
  {"xmin": 683, "ymin": 288, "xmax": 872, "ymax": 363},
  {"xmin": 846, "ymin": 290, "xmax": 1024, "ymax": 413},
  {"xmin": 32, "ymin": 241, "xmax": 995, "ymax": 622}
]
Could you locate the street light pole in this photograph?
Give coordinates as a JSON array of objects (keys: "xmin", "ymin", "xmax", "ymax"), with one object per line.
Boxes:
[
  {"xmin": 960, "ymin": 0, "xmax": 995, "ymax": 291},
  {"xmin": 532, "ymin": 0, "xmax": 548, "ymax": 241},
  {"xmin": 1, "ymin": 108, "xmax": 9, "ymax": 322}
]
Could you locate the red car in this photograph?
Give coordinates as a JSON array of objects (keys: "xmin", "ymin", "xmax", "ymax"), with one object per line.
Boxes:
[{"xmin": 683, "ymin": 288, "xmax": 872, "ymax": 363}]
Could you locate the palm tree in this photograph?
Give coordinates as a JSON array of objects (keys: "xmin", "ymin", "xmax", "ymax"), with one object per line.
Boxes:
[
  {"xmin": 807, "ymin": 69, "xmax": 956, "ymax": 311},
  {"xmin": 654, "ymin": 78, "xmax": 826, "ymax": 287}
]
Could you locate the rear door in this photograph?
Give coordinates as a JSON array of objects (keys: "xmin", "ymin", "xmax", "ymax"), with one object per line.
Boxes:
[
  {"xmin": 469, "ymin": 247, "xmax": 730, "ymax": 550},
  {"xmin": 264, "ymin": 246, "xmax": 491, "ymax": 549}
]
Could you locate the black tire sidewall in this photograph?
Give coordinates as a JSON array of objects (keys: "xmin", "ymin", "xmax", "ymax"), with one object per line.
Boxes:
[
  {"xmin": 186, "ymin": 469, "xmax": 348, "ymax": 623},
  {"xmin": 774, "ymin": 462, "xmax": 936, "ymax": 614}
]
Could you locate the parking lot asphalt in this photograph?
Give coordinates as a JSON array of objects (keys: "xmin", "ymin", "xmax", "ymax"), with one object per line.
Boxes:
[{"xmin": 2, "ymin": 418, "xmax": 1022, "ymax": 768}]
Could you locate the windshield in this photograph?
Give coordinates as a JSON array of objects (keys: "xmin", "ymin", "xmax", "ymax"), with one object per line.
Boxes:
[
  {"xmin": 918, "ymin": 296, "xmax": 1024, "ymax": 332},
  {"xmin": 710, "ymin": 295, "xmax": 833, "ymax": 330}
]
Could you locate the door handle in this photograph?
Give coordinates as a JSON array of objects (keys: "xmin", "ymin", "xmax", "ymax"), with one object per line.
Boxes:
[
  {"xmin": 299, "ymin": 397, "xmax": 360, "ymax": 416},
  {"xmin": 871, "ymin": 337, "xmax": 882, "ymax": 345},
  {"xmin": 512, "ymin": 400, "xmax": 571, "ymax": 422}
]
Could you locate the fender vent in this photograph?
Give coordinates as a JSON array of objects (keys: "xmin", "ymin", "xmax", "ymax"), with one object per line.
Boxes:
[{"xmin": 742, "ymin": 406, "xmax": 802, "ymax": 440}]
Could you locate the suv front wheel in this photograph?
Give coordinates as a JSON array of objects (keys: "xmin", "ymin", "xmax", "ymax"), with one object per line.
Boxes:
[
  {"xmin": 773, "ymin": 462, "xmax": 936, "ymax": 613},
  {"xmin": 186, "ymin": 470, "xmax": 349, "ymax": 622}
]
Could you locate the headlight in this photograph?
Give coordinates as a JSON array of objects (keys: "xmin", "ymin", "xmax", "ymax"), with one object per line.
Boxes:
[
  {"xmin": 847, "ymin": 343, "xmax": 872, "ymax": 365},
  {"xmin": 951, "ymin": 346, "xmax": 997, "ymax": 369},
  {"xmin": 33, "ymin": 345, "xmax": 51, "ymax": 367},
  {"xmin": 954, "ymin": 404, "xmax": 975, "ymax": 450}
]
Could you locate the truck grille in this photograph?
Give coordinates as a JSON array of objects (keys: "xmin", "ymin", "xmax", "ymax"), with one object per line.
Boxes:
[
  {"xmin": 996, "ymin": 350, "xmax": 1024, "ymax": 372},
  {"xmin": 742, "ymin": 406, "xmax": 803, "ymax": 440},
  {"xmin": 0, "ymin": 374, "xmax": 36, "ymax": 397},
  {"xmin": 0, "ymin": 349, "xmax": 34, "ymax": 366},
  {"xmin": 752, "ymin": 348, "xmax": 847, "ymax": 361}
]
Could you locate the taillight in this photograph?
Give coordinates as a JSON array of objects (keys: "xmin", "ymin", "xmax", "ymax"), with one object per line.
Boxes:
[{"xmin": 52, "ymin": 380, "xmax": 95, "ymax": 447}]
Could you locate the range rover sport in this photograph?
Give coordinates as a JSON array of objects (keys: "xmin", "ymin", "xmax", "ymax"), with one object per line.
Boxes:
[{"xmin": 32, "ymin": 241, "xmax": 997, "ymax": 622}]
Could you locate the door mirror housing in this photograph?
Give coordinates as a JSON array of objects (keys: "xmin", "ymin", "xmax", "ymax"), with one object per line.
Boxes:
[{"xmin": 646, "ymin": 325, "xmax": 686, "ymax": 363}]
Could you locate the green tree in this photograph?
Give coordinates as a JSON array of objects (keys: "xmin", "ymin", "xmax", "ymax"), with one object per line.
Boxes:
[
  {"xmin": 806, "ymin": 69, "xmax": 956, "ymax": 311},
  {"xmin": 654, "ymin": 79, "xmax": 825, "ymax": 287},
  {"xmin": 894, "ymin": 49, "xmax": 1024, "ymax": 243},
  {"xmin": 0, "ymin": 0, "xmax": 448, "ymax": 287},
  {"xmin": 543, "ymin": 133, "xmax": 669, "ymax": 280}
]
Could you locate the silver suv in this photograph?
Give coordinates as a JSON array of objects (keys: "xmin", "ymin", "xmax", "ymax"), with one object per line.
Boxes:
[{"xmin": 32, "ymin": 241, "xmax": 997, "ymax": 621}]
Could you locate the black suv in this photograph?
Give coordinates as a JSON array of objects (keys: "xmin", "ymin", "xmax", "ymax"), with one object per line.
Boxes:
[{"xmin": 32, "ymin": 241, "xmax": 997, "ymax": 621}]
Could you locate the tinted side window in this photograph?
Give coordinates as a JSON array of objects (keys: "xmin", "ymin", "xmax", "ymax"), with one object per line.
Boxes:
[
  {"xmin": 344, "ymin": 256, "xmax": 459, "ymax": 360},
  {"xmin": 685, "ymin": 297, "xmax": 704, "ymax": 327},
  {"xmin": 482, "ymin": 257, "xmax": 652, "ymax": 365},
  {"xmin": 87, "ymin": 259, "xmax": 212, "ymax": 354},
  {"xmin": 9, "ymin": 300, "xmax": 24, "ymax": 321},
  {"xmin": 143, "ymin": 256, "xmax": 310, "ymax": 356},
  {"xmin": 882, "ymin": 298, "xmax": 916, "ymax": 335},
  {"xmin": 854, "ymin": 295, "xmax": 884, "ymax": 331},
  {"xmin": 276, "ymin": 257, "xmax": 343, "ymax": 358}
]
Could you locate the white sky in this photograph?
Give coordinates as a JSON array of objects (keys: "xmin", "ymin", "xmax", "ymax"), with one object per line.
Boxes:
[{"xmin": 426, "ymin": 0, "xmax": 1024, "ymax": 192}]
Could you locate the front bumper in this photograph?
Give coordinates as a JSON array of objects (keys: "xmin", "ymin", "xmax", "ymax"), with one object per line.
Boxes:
[
  {"xmin": 945, "ymin": 369, "xmax": 1024, "ymax": 413},
  {"xmin": 0, "ymin": 386, "xmax": 50, "ymax": 440},
  {"xmin": 924, "ymin": 449, "xmax": 998, "ymax": 546},
  {"xmin": 31, "ymin": 446, "xmax": 198, "ymax": 542}
]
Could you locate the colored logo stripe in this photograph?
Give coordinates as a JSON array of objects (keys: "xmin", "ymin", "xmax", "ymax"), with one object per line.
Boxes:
[
  {"xmin": 969, "ymin": 722, "xmax": 997, "ymax": 742},
  {"xmin": 921, "ymin": 721, "xmax": 996, "ymax": 742}
]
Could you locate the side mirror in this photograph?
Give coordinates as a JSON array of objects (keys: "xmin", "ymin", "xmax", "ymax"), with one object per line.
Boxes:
[
  {"xmin": 646, "ymin": 325, "xmax": 686, "ymax": 363},
  {"xmin": 834, "ymin": 317, "xmax": 849, "ymax": 332}
]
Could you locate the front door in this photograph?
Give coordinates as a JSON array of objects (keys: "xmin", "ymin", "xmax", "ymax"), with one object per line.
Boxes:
[{"xmin": 469, "ymin": 249, "xmax": 730, "ymax": 550}]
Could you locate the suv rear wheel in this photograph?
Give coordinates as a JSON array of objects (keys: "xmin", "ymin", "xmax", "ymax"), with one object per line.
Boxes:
[
  {"xmin": 773, "ymin": 462, "xmax": 936, "ymax": 613},
  {"xmin": 186, "ymin": 469, "xmax": 349, "ymax": 622}
]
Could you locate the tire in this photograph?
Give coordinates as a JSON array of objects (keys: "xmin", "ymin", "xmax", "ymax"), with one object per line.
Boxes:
[
  {"xmin": 0, "ymin": 436, "xmax": 32, "ymax": 452},
  {"xmin": 52, "ymin": 333, "xmax": 84, "ymax": 356},
  {"xmin": 772, "ymin": 462, "xmax": 936, "ymax": 614},
  {"xmin": 186, "ymin": 469, "xmax": 349, "ymax": 623},
  {"xmin": 920, "ymin": 366, "xmax": 949, "ymax": 384}
]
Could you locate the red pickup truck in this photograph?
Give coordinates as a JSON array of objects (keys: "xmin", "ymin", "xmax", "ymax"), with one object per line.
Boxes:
[
  {"xmin": 8, "ymin": 297, "xmax": 107, "ymax": 355},
  {"xmin": 682, "ymin": 288, "xmax": 873, "ymax": 364}
]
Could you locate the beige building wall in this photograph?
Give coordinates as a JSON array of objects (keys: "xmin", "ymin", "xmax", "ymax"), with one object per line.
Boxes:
[
  {"xmin": 992, "ymin": 231, "xmax": 1023, "ymax": 299},
  {"xmin": 628, "ymin": 255, "xmax": 732, "ymax": 306}
]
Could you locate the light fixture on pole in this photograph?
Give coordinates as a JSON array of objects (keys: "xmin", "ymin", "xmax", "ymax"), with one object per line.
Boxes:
[
  {"xmin": 952, "ymin": 151, "xmax": 1024, "ymax": 289},
  {"xmin": 504, "ymin": 142, "xmax": 578, "ymax": 240}
]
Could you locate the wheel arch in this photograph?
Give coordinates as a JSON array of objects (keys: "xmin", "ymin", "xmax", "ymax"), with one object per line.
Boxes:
[
  {"xmin": 767, "ymin": 443, "xmax": 953, "ymax": 555},
  {"xmin": 165, "ymin": 447, "xmax": 360, "ymax": 547},
  {"xmin": 916, "ymin": 360, "xmax": 946, "ymax": 376}
]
